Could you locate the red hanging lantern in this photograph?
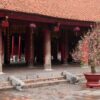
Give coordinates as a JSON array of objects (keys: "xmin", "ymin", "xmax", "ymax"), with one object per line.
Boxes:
[
  {"xmin": 1, "ymin": 20, "xmax": 9, "ymax": 28},
  {"xmin": 73, "ymin": 26, "xmax": 80, "ymax": 32},
  {"xmin": 1, "ymin": 16, "xmax": 9, "ymax": 28},
  {"xmin": 54, "ymin": 23, "xmax": 60, "ymax": 32},
  {"xmin": 30, "ymin": 23, "xmax": 36, "ymax": 28}
]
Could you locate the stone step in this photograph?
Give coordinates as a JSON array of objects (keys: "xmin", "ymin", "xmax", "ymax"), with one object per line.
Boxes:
[
  {"xmin": 15, "ymin": 72, "xmax": 63, "ymax": 81},
  {"xmin": 25, "ymin": 79, "xmax": 67, "ymax": 88},
  {"xmin": 0, "ymin": 71, "xmax": 82, "ymax": 90},
  {"xmin": 0, "ymin": 76, "xmax": 66, "ymax": 90},
  {"xmin": 0, "ymin": 82, "xmax": 13, "ymax": 90},
  {"xmin": 24, "ymin": 76, "xmax": 64, "ymax": 83}
]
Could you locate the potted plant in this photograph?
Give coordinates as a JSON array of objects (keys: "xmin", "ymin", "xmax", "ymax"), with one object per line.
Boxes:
[{"xmin": 72, "ymin": 23, "xmax": 100, "ymax": 86}]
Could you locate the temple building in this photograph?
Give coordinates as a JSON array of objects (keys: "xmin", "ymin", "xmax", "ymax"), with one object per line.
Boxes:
[{"xmin": 0, "ymin": 0, "xmax": 100, "ymax": 73}]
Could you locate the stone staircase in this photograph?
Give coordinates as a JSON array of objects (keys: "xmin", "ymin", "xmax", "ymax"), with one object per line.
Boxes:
[
  {"xmin": 25, "ymin": 76, "xmax": 66, "ymax": 88},
  {"xmin": 0, "ymin": 71, "xmax": 82, "ymax": 90},
  {"xmin": 0, "ymin": 71, "xmax": 67, "ymax": 90}
]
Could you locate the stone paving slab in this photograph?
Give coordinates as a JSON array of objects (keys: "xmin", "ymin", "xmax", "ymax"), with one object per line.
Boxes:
[
  {"xmin": 0, "ymin": 83, "xmax": 97, "ymax": 100},
  {"xmin": 0, "ymin": 65, "xmax": 88, "ymax": 90},
  {"xmin": 1, "ymin": 65, "xmax": 100, "ymax": 100},
  {"xmin": 0, "ymin": 74, "xmax": 9, "ymax": 82},
  {"xmin": 0, "ymin": 82, "xmax": 100, "ymax": 100},
  {"xmin": 0, "ymin": 93, "xmax": 32, "ymax": 100},
  {"xmin": 0, "ymin": 83, "xmax": 79, "ymax": 100}
]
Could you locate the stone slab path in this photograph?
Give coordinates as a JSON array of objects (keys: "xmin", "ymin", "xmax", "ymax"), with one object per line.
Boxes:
[{"xmin": 0, "ymin": 83, "xmax": 100, "ymax": 100}]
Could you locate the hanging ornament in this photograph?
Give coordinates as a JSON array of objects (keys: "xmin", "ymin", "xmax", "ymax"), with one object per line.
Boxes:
[
  {"xmin": 73, "ymin": 26, "xmax": 80, "ymax": 32},
  {"xmin": 73, "ymin": 26, "xmax": 80, "ymax": 36},
  {"xmin": 54, "ymin": 23, "xmax": 60, "ymax": 32},
  {"xmin": 1, "ymin": 16, "xmax": 9, "ymax": 28}
]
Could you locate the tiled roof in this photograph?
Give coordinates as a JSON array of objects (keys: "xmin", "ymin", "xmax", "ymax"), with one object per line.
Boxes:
[{"xmin": 0, "ymin": 0, "xmax": 100, "ymax": 22}]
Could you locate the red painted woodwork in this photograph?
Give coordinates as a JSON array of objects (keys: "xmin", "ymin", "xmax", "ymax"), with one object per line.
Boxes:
[
  {"xmin": 1, "ymin": 21, "xmax": 9, "ymax": 28},
  {"xmin": 28, "ymin": 26, "xmax": 34, "ymax": 66},
  {"xmin": 7, "ymin": 32, "xmax": 10, "ymax": 63},
  {"xmin": 0, "ymin": 29, "xmax": 3, "ymax": 56},
  {"xmin": 61, "ymin": 44, "xmax": 66, "ymax": 63},
  {"xmin": 11, "ymin": 35, "xmax": 14, "ymax": 57},
  {"xmin": 25, "ymin": 32, "xmax": 30, "ymax": 64},
  {"xmin": 0, "ymin": 10, "xmax": 94, "ymax": 65},
  {"xmin": 18, "ymin": 34, "xmax": 21, "ymax": 60},
  {"xmin": 60, "ymin": 31, "xmax": 67, "ymax": 63},
  {"xmin": 0, "ymin": 27, "xmax": 3, "ymax": 71},
  {"xmin": 0, "ymin": 11, "xmax": 94, "ymax": 27}
]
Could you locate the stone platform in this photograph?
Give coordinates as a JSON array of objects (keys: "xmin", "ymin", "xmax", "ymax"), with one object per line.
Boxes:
[{"xmin": 0, "ymin": 64, "xmax": 100, "ymax": 90}]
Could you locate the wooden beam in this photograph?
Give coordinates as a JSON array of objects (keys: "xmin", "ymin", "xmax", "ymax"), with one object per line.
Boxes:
[{"xmin": 0, "ymin": 10, "xmax": 95, "ymax": 27}]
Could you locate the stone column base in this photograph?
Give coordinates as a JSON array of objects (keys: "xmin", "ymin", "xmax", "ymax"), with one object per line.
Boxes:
[
  {"xmin": 28, "ymin": 66, "xmax": 34, "ymax": 69},
  {"xmin": 44, "ymin": 64, "xmax": 52, "ymax": 71},
  {"xmin": 0, "ymin": 64, "xmax": 2, "ymax": 73},
  {"xmin": 81, "ymin": 64, "xmax": 89, "ymax": 68},
  {"xmin": 62, "ymin": 63, "xmax": 69, "ymax": 66},
  {"xmin": 28, "ymin": 64, "xmax": 34, "ymax": 68},
  {"xmin": 44, "ymin": 68, "xmax": 52, "ymax": 71},
  {"xmin": 0, "ymin": 72, "xmax": 4, "ymax": 75}
]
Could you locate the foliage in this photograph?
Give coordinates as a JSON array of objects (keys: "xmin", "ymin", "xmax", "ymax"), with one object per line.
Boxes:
[{"xmin": 72, "ymin": 24, "xmax": 100, "ymax": 73}]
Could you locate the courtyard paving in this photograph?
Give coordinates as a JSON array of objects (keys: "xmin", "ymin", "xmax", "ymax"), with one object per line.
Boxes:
[
  {"xmin": 0, "ymin": 83, "xmax": 100, "ymax": 100},
  {"xmin": 4, "ymin": 64, "xmax": 91, "ymax": 76},
  {"xmin": 0, "ymin": 64, "xmax": 100, "ymax": 100}
]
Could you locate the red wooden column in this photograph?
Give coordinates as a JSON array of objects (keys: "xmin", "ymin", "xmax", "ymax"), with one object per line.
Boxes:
[
  {"xmin": 65, "ymin": 33, "xmax": 68, "ymax": 63},
  {"xmin": 60, "ymin": 30, "xmax": 68, "ymax": 64},
  {"xmin": 2, "ymin": 16, "xmax": 10, "ymax": 64},
  {"xmin": 1, "ymin": 16, "xmax": 10, "ymax": 64},
  {"xmin": 25, "ymin": 29, "xmax": 30, "ymax": 64},
  {"xmin": 61, "ymin": 42, "xmax": 66, "ymax": 63},
  {"xmin": 7, "ymin": 28, "xmax": 10, "ymax": 64},
  {"xmin": 29, "ymin": 23, "xmax": 36, "ymax": 67},
  {"xmin": 18, "ymin": 33, "xmax": 21, "ymax": 61},
  {"xmin": 11, "ymin": 34, "xmax": 14, "ymax": 59},
  {"xmin": 43, "ymin": 29, "xmax": 52, "ymax": 70},
  {"xmin": 0, "ymin": 26, "xmax": 3, "ymax": 73}
]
